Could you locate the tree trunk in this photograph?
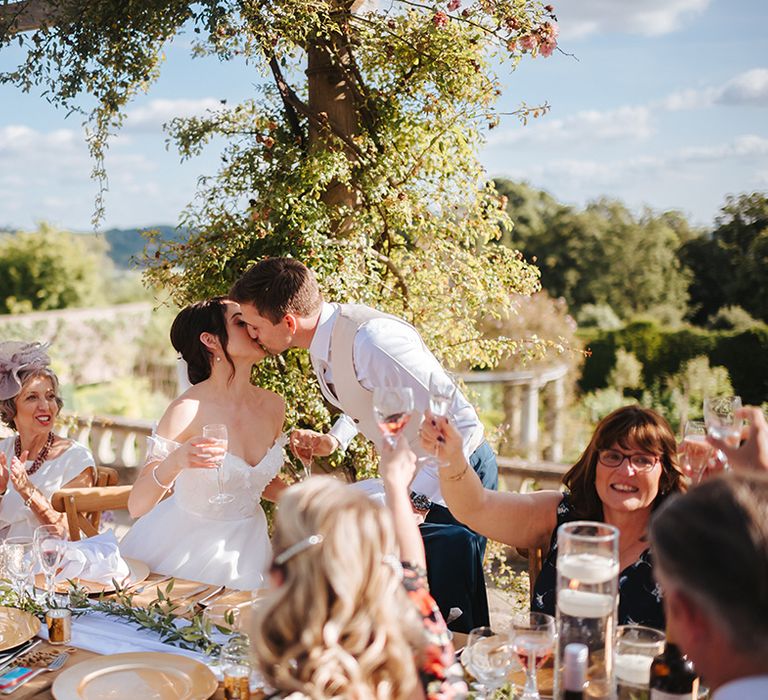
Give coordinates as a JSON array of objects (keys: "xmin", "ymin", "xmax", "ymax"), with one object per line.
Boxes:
[{"xmin": 306, "ymin": 22, "xmax": 361, "ymax": 232}]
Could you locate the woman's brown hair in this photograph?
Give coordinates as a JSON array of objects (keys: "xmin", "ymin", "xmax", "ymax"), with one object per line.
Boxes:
[{"xmin": 563, "ymin": 405, "xmax": 685, "ymax": 520}]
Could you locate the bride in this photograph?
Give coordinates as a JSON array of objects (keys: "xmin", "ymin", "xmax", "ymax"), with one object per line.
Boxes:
[{"xmin": 120, "ymin": 297, "xmax": 286, "ymax": 589}]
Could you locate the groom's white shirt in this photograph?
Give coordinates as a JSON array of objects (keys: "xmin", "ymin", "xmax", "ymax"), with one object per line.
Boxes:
[{"xmin": 308, "ymin": 301, "xmax": 485, "ymax": 505}]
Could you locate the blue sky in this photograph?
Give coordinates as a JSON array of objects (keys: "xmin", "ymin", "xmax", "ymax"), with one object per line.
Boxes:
[{"xmin": 0, "ymin": 0, "xmax": 766, "ymax": 231}]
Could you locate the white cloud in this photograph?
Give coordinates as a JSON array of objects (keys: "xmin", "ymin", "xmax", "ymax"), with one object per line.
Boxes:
[
  {"xmin": 660, "ymin": 68, "xmax": 768, "ymax": 111},
  {"xmin": 717, "ymin": 68, "xmax": 768, "ymax": 107},
  {"xmin": 124, "ymin": 97, "xmax": 226, "ymax": 132},
  {"xmin": 0, "ymin": 125, "xmax": 83, "ymax": 160},
  {"xmin": 558, "ymin": 0, "xmax": 710, "ymax": 39},
  {"xmin": 488, "ymin": 106, "xmax": 653, "ymax": 146},
  {"xmin": 494, "ymin": 134, "xmax": 768, "ymax": 186}
]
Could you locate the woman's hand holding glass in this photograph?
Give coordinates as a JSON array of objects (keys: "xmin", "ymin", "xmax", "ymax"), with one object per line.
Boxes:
[{"xmin": 419, "ymin": 411, "xmax": 465, "ymax": 471}]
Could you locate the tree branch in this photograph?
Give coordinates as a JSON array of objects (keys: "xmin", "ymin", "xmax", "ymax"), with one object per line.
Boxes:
[
  {"xmin": 267, "ymin": 54, "xmax": 306, "ymax": 149},
  {"xmin": 0, "ymin": 0, "xmax": 58, "ymax": 37}
]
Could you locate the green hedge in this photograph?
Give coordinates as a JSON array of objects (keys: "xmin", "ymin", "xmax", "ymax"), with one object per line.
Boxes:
[{"xmin": 579, "ymin": 322, "xmax": 768, "ymax": 405}]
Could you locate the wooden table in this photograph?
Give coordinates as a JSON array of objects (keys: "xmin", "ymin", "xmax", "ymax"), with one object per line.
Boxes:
[{"xmin": 8, "ymin": 574, "xmax": 262, "ymax": 699}]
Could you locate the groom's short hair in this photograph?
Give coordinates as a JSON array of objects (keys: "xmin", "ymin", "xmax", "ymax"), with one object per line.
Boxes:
[{"xmin": 231, "ymin": 257, "xmax": 322, "ymax": 324}]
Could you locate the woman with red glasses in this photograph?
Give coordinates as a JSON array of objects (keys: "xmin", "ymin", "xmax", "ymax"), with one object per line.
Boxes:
[{"xmin": 420, "ymin": 405, "xmax": 686, "ymax": 629}]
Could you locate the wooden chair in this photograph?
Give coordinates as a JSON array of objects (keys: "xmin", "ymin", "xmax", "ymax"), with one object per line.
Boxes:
[{"xmin": 51, "ymin": 466, "xmax": 132, "ymax": 541}]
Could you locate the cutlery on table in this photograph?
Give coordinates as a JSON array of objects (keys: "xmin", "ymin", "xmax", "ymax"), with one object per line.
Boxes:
[
  {"xmin": 1, "ymin": 651, "xmax": 68, "ymax": 694},
  {"xmin": 196, "ymin": 585, "xmax": 225, "ymax": 607},
  {"xmin": 0, "ymin": 640, "xmax": 41, "ymax": 675},
  {"xmin": 171, "ymin": 584, "xmax": 209, "ymax": 607},
  {"xmin": 128, "ymin": 575, "xmax": 173, "ymax": 596}
]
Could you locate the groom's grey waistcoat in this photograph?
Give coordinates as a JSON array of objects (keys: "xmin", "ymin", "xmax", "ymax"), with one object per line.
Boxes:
[{"xmin": 324, "ymin": 303, "xmax": 423, "ymax": 453}]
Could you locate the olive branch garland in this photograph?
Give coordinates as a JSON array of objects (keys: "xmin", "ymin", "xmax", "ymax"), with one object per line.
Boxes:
[{"xmin": 0, "ymin": 578, "xmax": 235, "ymax": 656}]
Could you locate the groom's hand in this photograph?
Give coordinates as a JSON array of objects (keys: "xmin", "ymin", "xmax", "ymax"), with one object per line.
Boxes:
[{"xmin": 289, "ymin": 429, "xmax": 339, "ymax": 459}]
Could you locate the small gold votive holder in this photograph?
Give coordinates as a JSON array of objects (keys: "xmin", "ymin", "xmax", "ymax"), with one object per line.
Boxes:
[{"xmin": 46, "ymin": 608, "xmax": 72, "ymax": 645}]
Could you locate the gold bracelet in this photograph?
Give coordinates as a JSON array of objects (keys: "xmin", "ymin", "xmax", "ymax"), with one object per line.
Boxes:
[{"xmin": 445, "ymin": 463, "xmax": 470, "ymax": 481}]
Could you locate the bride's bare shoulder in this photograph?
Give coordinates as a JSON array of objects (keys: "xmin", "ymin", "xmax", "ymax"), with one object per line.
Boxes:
[{"xmin": 157, "ymin": 392, "xmax": 205, "ymax": 440}]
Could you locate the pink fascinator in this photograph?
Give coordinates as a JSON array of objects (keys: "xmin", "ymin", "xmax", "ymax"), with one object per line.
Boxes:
[{"xmin": 0, "ymin": 341, "xmax": 51, "ymax": 401}]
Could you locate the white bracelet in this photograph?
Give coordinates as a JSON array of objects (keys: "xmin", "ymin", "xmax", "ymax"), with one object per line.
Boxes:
[
  {"xmin": 151, "ymin": 464, "xmax": 173, "ymax": 490},
  {"xmin": 24, "ymin": 492, "xmax": 34, "ymax": 508}
]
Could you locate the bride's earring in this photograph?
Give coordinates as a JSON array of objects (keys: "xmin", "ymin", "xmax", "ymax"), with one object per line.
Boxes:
[{"xmin": 215, "ymin": 356, "xmax": 222, "ymax": 363}]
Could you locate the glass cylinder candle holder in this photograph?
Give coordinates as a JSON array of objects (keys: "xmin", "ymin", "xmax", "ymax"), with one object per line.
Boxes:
[
  {"xmin": 615, "ymin": 625, "xmax": 665, "ymax": 700},
  {"xmin": 46, "ymin": 607, "xmax": 72, "ymax": 645},
  {"xmin": 554, "ymin": 521, "xmax": 620, "ymax": 700}
]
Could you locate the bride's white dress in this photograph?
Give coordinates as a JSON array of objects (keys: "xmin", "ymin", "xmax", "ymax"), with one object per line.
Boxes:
[{"xmin": 119, "ymin": 435, "xmax": 287, "ymax": 590}]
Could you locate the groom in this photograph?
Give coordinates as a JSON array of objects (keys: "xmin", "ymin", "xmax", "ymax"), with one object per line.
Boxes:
[{"xmin": 230, "ymin": 257, "xmax": 498, "ymax": 631}]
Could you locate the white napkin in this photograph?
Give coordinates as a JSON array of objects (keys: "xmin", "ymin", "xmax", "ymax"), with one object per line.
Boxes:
[{"xmin": 56, "ymin": 531, "xmax": 131, "ymax": 584}]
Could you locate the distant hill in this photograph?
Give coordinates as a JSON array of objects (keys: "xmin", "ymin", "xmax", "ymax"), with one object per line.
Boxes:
[{"xmin": 102, "ymin": 226, "xmax": 182, "ymax": 269}]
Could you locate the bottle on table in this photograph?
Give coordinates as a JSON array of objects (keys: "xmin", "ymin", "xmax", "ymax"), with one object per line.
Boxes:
[
  {"xmin": 649, "ymin": 630, "xmax": 699, "ymax": 700},
  {"xmin": 563, "ymin": 643, "xmax": 588, "ymax": 700}
]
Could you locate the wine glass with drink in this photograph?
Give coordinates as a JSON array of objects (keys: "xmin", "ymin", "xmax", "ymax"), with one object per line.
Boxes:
[
  {"xmin": 290, "ymin": 433, "xmax": 313, "ymax": 481},
  {"xmin": 680, "ymin": 420, "xmax": 713, "ymax": 484},
  {"xmin": 421, "ymin": 371, "xmax": 457, "ymax": 468},
  {"xmin": 463, "ymin": 626, "xmax": 514, "ymax": 699},
  {"xmin": 703, "ymin": 396, "xmax": 743, "ymax": 468},
  {"xmin": 34, "ymin": 525, "xmax": 66, "ymax": 604},
  {"xmin": 512, "ymin": 612, "xmax": 555, "ymax": 700},
  {"xmin": 372, "ymin": 387, "xmax": 414, "ymax": 448},
  {"xmin": 205, "ymin": 424, "xmax": 234, "ymax": 505}
]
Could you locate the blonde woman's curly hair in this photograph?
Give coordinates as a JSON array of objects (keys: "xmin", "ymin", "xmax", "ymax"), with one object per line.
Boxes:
[{"xmin": 252, "ymin": 477, "xmax": 422, "ymax": 700}]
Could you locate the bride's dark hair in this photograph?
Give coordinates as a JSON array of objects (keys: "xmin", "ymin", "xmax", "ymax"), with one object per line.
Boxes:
[{"xmin": 170, "ymin": 297, "xmax": 235, "ymax": 385}]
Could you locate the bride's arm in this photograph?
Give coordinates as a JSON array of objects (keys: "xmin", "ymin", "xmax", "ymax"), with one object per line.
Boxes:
[{"xmin": 128, "ymin": 399, "xmax": 214, "ymax": 518}]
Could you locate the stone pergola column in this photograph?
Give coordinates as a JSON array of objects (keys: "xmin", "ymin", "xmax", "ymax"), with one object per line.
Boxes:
[
  {"xmin": 544, "ymin": 375, "xmax": 565, "ymax": 462},
  {"xmin": 519, "ymin": 382, "xmax": 540, "ymax": 462}
]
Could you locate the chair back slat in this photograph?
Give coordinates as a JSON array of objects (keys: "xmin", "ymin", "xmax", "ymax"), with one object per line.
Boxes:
[{"xmin": 51, "ymin": 466, "xmax": 130, "ymax": 541}]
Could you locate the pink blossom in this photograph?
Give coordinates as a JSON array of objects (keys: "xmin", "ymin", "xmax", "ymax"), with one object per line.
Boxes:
[
  {"xmin": 539, "ymin": 40, "xmax": 556, "ymax": 57},
  {"xmin": 433, "ymin": 11, "xmax": 449, "ymax": 28},
  {"xmin": 506, "ymin": 38, "xmax": 517, "ymax": 52},
  {"xmin": 447, "ymin": 0, "xmax": 461, "ymax": 10},
  {"xmin": 519, "ymin": 34, "xmax": 537, "ymax": 52}
]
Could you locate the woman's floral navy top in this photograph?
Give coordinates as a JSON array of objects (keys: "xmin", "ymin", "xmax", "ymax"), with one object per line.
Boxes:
[{"xmin": 530, "ymin": 495, "xmax": 665, "ymax": 630}]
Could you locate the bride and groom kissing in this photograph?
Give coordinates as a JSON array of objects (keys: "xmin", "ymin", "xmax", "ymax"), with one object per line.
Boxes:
[{"xmin": 120, "ymin": 257, "xmax": 498, "ymax": 632}]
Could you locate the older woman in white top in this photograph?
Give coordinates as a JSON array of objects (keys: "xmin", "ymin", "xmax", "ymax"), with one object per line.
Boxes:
[{"xmin": 0, "ymin": 341, "xmax": 95, "ymax": 540}]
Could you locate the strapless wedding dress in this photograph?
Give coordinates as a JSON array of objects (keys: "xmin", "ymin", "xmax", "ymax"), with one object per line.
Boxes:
[{"xmin": 120, "ymin": 436, "xmax": 287, "ymax": 590}]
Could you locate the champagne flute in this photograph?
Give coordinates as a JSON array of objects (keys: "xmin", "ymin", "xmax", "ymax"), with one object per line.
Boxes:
[
  {"xmin": 680, "ymin": 420, "xmax": 714, "ymax": 484},
  {"xmin": 34, "ymin": 525, "xmax": 66, "ymax": 604},
  {"xmin": 428, "ymin": 370, "xmax": 457, "ymax": 418},
  {"xmin": 290, "ymin": 433, "xmax": 313, "ymax": 481},
  {"xmin": 372, "ymin": 387, "xmax": 414, "ymax": 448},
  {"xmin": 421, "ymin": 370, "xmax": 457, "ymax": 468},
  {"xmin": 703, "ymin": 396, "xmax": 743, "ymax": 467},
  {"xmin": 462, "ymin": 626, "xmax": 514, "ymax": 699},
  {"xmin": 205, "ymin": 424, "xmax": 234, "ymax": 505},
  {"xmin": 512, "ymin": 612, "xmax": 555, "ymax": 700},
  {"xmin": 2, "ymin": 537, "xmax": 34, "ymax": 599}
]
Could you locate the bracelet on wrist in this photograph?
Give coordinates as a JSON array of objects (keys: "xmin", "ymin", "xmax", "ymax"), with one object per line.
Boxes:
[
  {"xmin": 443, "ymin": 462, "xmax": 469, "ymax": 481},
  {"xmin": 152, "ymin": 464, "xmax": 174, "ymax": 490},
  {"xmin": 24, "ymin": 490, "xmax": 35, "ymax": 508}
]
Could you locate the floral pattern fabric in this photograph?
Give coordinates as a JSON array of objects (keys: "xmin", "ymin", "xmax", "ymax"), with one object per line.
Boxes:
[
  {"xmin": 530, "ymin": 495, "xmax": 665, "ymax": 630},
  {"xmin": 402, "ymin": 563, "xmax": 468, "ymax": 699}
]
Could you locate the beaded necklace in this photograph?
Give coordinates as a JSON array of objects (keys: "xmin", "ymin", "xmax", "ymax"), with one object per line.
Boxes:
[{"xmin": 14, "ymin": 431, "xmax": 55, "ymax": 476}]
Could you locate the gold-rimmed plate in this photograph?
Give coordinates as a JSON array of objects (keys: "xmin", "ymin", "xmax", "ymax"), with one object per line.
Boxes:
[
  {"xmin": 36, "ymin": 558, "xmax": 150, "ymax": 595},
  {"xmin": 52, "ymin": 652, "xmax": 218, "ymax": 700},
  {"xmin": 0, "ymin": 607, "xmax": 40, "ymax": 651}
]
